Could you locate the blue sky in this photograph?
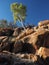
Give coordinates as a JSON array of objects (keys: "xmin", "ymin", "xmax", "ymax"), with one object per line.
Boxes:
[{"xmin": 0, "ymin": 0, "xmax": 49, "ymax": 26}]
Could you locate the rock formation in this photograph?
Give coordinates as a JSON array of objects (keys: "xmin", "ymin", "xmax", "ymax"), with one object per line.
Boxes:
[{"xmin": 0, "ymin": 20, "xmax": 49, "ymax": 65}]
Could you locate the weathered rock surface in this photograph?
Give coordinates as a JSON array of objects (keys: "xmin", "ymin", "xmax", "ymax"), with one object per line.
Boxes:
[
  {"xmin": 36, "ymin": 47, "xmax": 49, "ymax": 59},
  {"xmin": 0, "ymin": 51, "xmax": 49, "ymax": 65},
  {"xmin": 38, "ymin": 20, "xmax": 49, "ymax": 27},
  {"xmin": 0, "ymin": 20, "xmax": 49, "ymax": 65}
]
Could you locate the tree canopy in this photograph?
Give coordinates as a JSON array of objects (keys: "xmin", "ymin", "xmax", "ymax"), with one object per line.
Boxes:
[{"xmin": 10, "ymin": 2, "xmax": 26, "ymax": 28}]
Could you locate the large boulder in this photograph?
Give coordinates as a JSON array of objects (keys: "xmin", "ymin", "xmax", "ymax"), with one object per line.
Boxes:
[
  {"xmin": 38, "ymin": 20, "xmax": 49, "ymax": 27},
  {"xmin": 20, "ymin": 28, "xmax": 49, "ymax": 51},
  {"xmin": 15, "ymin": 53, "xmax": 38, "ymax": 62},
  {"xmin": 0, "ymin": 41, "xmax": 14, "ymax": 52},
  {"xmin": 25, "ymin": 28, "xmax": 34, "ymax": 35},
  {"xmin": 0, "ymin": 51, "xmax": 49, "ymax": 65},
  {"xmin": 13, "ymin": 40, "xmax": 36, "ymax": 54},
  {"xmin": 14, "ymin": 41, "xmax": 23, "ymax": 53},
  {"xmin": 13, "ymin": 28, "xmax": 23, "ymax": 37},
  {"xmin": 36, "ymin": 47, "xmax": 49, "ymax": 59},
  {"xmin": 0, "ymin": 36, "xmax": 7, "ymax": 42},
  {"xmin": 15, "ymin": 28, "xmax": 34, "ymax": 40},
  {"xmin": 0, "ymin": 51, "xmax": 34, "ymax": 65}
]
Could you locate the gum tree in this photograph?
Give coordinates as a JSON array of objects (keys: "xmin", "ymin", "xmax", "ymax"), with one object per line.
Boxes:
[{"xmin": 10, "ymin": 3, "xmax": 26, "ymax": 30}]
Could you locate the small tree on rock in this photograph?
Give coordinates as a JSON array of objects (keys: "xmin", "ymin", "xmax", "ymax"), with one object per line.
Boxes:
[{"xmin": 10, "ymin": 2, "xmax": 26, "ymax": 30}]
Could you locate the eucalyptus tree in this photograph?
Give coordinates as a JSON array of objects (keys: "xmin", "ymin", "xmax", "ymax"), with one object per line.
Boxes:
[{"xmin": 10, "ymin": 3, "xmax": 26, "ymax": 30}]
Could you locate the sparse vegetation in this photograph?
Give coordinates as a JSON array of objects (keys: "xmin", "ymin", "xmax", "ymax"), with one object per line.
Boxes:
[
  {"xmin": 10, "ymin": 2, "xmax": 26, "ymax": 30},
  {"xmin": 0, "ymin": 19, "xmax": 17, "ymax": 28}
]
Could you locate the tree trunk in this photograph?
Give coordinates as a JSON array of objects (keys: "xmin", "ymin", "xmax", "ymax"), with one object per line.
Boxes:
[
  {"xmin": 19, "ymin": 15, "xmax": 26, "ymax": 31},
  {"xmin": 20, "ymin": 21, "xmax": 26, "ymax": 30}
]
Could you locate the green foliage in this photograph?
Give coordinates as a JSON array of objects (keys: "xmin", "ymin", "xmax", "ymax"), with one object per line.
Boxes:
[
  {"xmin": 0, "ymin": 19, "xmax": 17, "ymax": 28},
  {"xmin": 0, "ymin": 20, "xmax": 7, "ymax": 28},
  {"xmin": 10, "ymin": 2, "xmax": 26, "ymax": 25}
]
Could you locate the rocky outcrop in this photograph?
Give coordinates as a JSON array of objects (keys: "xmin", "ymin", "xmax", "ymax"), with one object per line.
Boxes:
[
  {"xmin": 0, "ymin": 51, "xmax": 49, "ymax": 65},
  {"xmin": 20, "ymin": 28, "xmax": 49, "ymax": 51},
  {"xmin": 0, "ymin": 28, "xmax": 14, "ymax": 36},
  {"xmin": 38, "ymin": 20, "xmax": 49, "ymax": 27},
  {"xmin": 0, "ymin": 20, "xmax": 49, "ymax": 65},
  {"xmin": 36, "ymin": 47, "xmax": 49, "ymax": 59}
]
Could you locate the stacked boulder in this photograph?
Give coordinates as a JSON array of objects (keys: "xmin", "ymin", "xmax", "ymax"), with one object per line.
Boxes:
[{"xmin": 0, "ymin": 20, "xmax": 49, "ymax": 65}]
